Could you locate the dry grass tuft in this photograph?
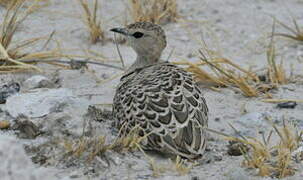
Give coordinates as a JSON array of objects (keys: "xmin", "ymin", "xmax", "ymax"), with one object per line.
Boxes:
[
  {"xmin": 146, "ymin": 155, "xmax": 193, "ymax": 177},
  {"xmin": 109, "ymin": 124, "xmax": 146, "ymax": 153},
  {"xmin": 244, "ymin": 122, "xmax": 301, "ymax": 178},
  {"xmin": 275, "ymin": 17, "xmax": 303, "ymax": 42},
  {"xmin": 128, "ymin": 0, "xmax": 178, "ymax": 24},
  {"xmin": 174, "ymin": 51, "xmax": 262, "ymax": 97},
  {"xmin": 0, "ymin": 0, "xmax": 63, "ymax": 72},
  {"xmin": 266, "ymin": 22, "xmax": 288, "ymax": 85},
  {"xmin": 174, "ymin": 25, "xmax": 290, "ymax": 97},
  {"xmin": 62, "ymin": 122, "xmax": 193, "ymax": 176},
  {"xmin": 0, "ymin": 0, "xmax": 49, "ymax": 11},
  {"xmin": 63, "ymin": 136, "xmax": 110, "ymax": 162},
  {"xmin": 62, "ymin": 125, "xmax": 146, "ymax": 163},
  {"xmin": 78, "ymin": 0, "xmax": 104, "ymax": 44},
  {"xmin": 174, "ymin": 155, "xmax": 193, "ymax": 175},
  {"xmin": 148, "ymin": 158, "xmax": 170, "ymax": 177},
  {"xmin": 210, "ymin": 120, "xmax": 303, "ymax": 178},
  {"xmin": 0, "ymin": 0, "xmax": 29, "ymax": 8},
  {"xmin": 0, "ymin": 0, "xmax": 18, "ymax": 7}
]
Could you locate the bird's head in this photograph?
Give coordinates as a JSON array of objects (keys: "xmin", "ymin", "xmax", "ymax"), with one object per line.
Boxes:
[{"xmin": 110, "ymin": 22, "xmax": 167, "ymax": 63}]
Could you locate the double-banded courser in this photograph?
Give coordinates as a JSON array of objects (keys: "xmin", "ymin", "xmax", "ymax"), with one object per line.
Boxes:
[{"xmin": 111, "ymin": 22, "xmax": 208, "ymax": 159}]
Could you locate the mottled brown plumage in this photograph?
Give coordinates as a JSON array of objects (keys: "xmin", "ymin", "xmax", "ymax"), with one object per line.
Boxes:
[{"xmin": 111, "ymin": 22, "xmax": 208, "ymax": 159}]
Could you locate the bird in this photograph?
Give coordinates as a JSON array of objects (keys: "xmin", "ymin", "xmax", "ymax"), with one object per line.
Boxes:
[{"xmin": 110, "ymin": 22, "xmax": 208, "ymax": 159}]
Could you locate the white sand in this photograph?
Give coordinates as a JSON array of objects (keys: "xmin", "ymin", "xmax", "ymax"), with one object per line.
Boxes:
[{"xmin": 0, "ymin": 0, "xmax": 303, "ymax": 179}]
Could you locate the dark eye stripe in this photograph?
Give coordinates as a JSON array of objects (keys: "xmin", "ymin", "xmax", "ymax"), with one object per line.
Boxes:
[{"xmin": 133, "ymin": 32, "xmax": 144, "ymax": 38}]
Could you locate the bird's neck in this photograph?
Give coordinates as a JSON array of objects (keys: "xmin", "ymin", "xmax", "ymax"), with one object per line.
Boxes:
[{"xmin": 127, "ymin": 53, "xmax": 161, "ymax": 73}]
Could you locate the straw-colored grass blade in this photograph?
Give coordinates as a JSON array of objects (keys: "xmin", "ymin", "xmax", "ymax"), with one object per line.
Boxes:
[
  {"xmin": 78, "ymin": 0, "xmax": 104, "ymax": 43},
  {"xmin": 275, "ymin": 16, "xmax": 303, "ymax": 42},
  {"xmin": 208, "ymin": 121, "xmax": 301, "ymax": 178},
  {"xmin": 128, "ymin": 0, "xmax": 178, "ymax": 24}
]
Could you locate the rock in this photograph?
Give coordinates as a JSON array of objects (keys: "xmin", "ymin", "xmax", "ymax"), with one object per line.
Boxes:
[
  {"xmin": 40, "ymin": 112, "xmax": 84, "ymax": 137},
  {"xmin": 191, "ymin": 176, "xmax": 199, "ymax": 180},
  {"xmin": 227, "ymin": 140, "xmax": 249, "ymax": 156},
  {"xmin": 0, "ymin": 82, "xmax": 20, "ymax": 104},
  {"xmin": 4, "ymin": 88, "xmax": 90, "ymax": 137},
  {"xmin": 23, "ymin": 75, "xmax": 54, "ymax": 90},
  {"xmin": 292, "ymin": 146, "xmax": 303, "ymax": 162},
  {"xmin": 0, "ymin": 120, "xmax": 10, "ymax": 129},
  {"xmin": 70, "ymin": 59, "xmax": 88, "ymax": 69},
  {"xmin": 0, "ymin": 135, "xmax": 52, "ymax": 180},
  {"xmin": 277, "ymin": 101, "xmax": 297, "ymax": 109},
  {"xmin": 12, "ymin": 116, "xmax": 41, "ymax": 139},
  {"xmin": 86, "ymin": 105, "xmax": 113, "ymax": 122},
  {"xmin": 5, "ymin": 88, "xmax": 89, "ymax": 118},
  {"xmin": 69, "ymin": 171, "xmax": 81, "ymax": 178}
]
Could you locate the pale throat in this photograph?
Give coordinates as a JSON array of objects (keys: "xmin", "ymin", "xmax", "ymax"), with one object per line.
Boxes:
[{"xmin": 128, "ymin": 50, "xmax": 162, "ymax": 72}]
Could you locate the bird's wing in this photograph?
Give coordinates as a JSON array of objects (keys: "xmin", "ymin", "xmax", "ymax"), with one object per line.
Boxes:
[{"xmin": 113, "ymin": 64, "xmax": 208, "ymax": 157}]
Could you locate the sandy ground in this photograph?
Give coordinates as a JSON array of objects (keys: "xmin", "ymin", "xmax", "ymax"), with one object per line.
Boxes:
[{"xmin": 0, "ymin": 0, "xmax": 303, "ymax": 180}]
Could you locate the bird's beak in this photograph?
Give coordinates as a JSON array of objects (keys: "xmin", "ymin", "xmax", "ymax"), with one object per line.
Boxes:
[{"xmin": 110, "ymin": 28, "xmax": 130, "ymax": 36}]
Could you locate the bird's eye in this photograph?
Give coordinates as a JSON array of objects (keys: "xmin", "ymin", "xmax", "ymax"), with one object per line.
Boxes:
[{"xmin": 133, "ymin": 32, "xmax": 144, "ymax": 38}]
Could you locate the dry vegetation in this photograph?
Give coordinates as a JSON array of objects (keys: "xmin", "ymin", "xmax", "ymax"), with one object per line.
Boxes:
[
  {"xmin": 62, "ymin": 136, "xmax": 109, "ymax": 162},
  {"xmin": 0, "ymin": 0, "xmax": 119, "ymax": 73},
  {"xmin": 0, "ymin": 0, "xmax": 18, "ymax": 7},
  {"xmin": 208, "ymin": 120, "xmax": 303, "ymax": 178},
  {"xmin": 266, "ymin": 22, "xmax": 288, "ymax": 85},
  {"xmin": 0, "ymin": 0, "xmax": 62, "ymax": 72},
  {"xmin": 233, "ymin": 121, "xmax": 302, "ymax": 178},
  {"xmin": 0, "ymin": 0, "xmax": 49, "ymax": 11},
  {"xmin": 174, "ymin": 51, "xmax": 283, "ymax": 97},
  {"xmin": 61, "ymin": 125, "xmax": 144, "ymax": 163},
  {"xmin": 78, "ymin": 0, "xmax": 105, "ymax": 44},
  {"xmin": 275, "ymin": 17, "xmax": 303, "ymax": 42},
  {"xmin": 61, "ymin": 123, "xmax": 193, "ymax": 177},
  {"xmin": 0, "ymin": 0, "xmax": 27, "ymax": 7},
  {"xmin": 174, "ymin": 23, "xmax": 289, "ymax": 98},
  {"xmin": 0, "ymin": 0, "xmax": 302, "ymax": 179},
  {"xmin": 128, "ymin": 0, "xmax": 178, "ymax": 24},
  {"xmin": 262, "ymin": 99, "xmax": 303, "ymax": 103},
  {"xmin": 146, "ymin": 155, "xmax": 193, "ymax": 177}
]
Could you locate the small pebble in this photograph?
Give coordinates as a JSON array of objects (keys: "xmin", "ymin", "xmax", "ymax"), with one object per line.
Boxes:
[
  {"xmin": 258, "ymin": 74, "xmax": 267, "ymax": 82},
  {"xmin": 87, "ymin": 105, "xmax": 113, "ymax": 122},
  {"xmin": 12, "ymin": 119, "xmax": 41, "ymax": 139},
  {"xmin": 23, "ymin": 75, "xmax": 53, "ymax": 90},
  {"xmin": 70, "ymin": 60, "xmax": 88, "ymax": 70},
  {"xmin": 227, "ymin": 141, "xmax": 249, "ymax": 156},
  {"xmin": 191, "ymin": 176, "xmax": 199, "ymax": 180},
  {"xmin": 214, "ymin": 117, "xmax": 220, "ymax": 122},
  {"xmin": 212, "ymin": 9, "xmax": 219, "ymax": 14},
  {"xmin": 69, "ymin": 171, "xmax": 81, "ymax": 178},
  {"xmin": 0, "ymin": 82, "xmax": 20, "ymax": 104},
  {"xmin": 0, "ymin": 120, "xmax": 10, "ymax": 129},
  {"xmin": 277, "ymin": 101, "xmax": 297, "ymax": 109},
  {"xmin": 213, "ymin": 154, "xmax": 223, "ymax": 161}
]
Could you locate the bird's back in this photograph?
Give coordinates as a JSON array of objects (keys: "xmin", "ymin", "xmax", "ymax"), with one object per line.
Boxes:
[{"xmin": 113, "ymin": 62, "xmax": 208, "ymax": 159}]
